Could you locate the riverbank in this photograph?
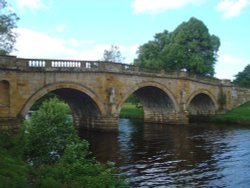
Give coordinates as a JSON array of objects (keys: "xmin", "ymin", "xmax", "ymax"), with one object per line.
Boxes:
[
  {"xmin": 120, "ymin": 102, "xmax": 250, "ymax": 125},
  {"xmin": 187, "ymin": 102, "xmax": 250, "ymax": 125},
  {"xmin": 0, "ymin": 129, "xmax": 129, "ymax": 188},
  {"xmin": 207, "ymin": 101, "xmax": 250, "ymax": 125},
  {"xmin": 120, "ymin": 103, "xmax": 144, "ymax": 119}
]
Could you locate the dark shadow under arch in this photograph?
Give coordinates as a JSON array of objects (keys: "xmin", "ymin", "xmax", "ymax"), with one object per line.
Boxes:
[
  {"xmin": 20, "ymin": 84, "xmax": 103, "ymax": 130},
  {"xmin": 188, "ymin": 93, "xmax": 216, "ymax": 115},
  {"xmin": 120, "ymin": 86, "xmax": 178, "ymax": 124},
  {"xmin": 53, "ymin": 88, "xmax": 101, "ymax": 127},
  {"xmin": 134, "ymin": 86, "xmax": 175, "ymax": 115}
]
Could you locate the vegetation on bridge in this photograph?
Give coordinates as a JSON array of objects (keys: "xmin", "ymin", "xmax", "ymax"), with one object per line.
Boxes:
[{"xmin": 0, "ymin": 98, "xmax": 128, "ymax": 188}]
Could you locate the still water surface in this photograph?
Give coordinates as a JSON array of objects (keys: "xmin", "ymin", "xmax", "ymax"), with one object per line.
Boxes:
[{"xmin": 80, "ymin": 119, "xmax": 250, "ymax": 187}]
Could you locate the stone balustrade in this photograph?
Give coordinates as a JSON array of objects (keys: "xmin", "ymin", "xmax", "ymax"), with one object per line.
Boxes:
[{"xmin": 0, "ymin": 55, "xmax": 230, "ymax": 86}]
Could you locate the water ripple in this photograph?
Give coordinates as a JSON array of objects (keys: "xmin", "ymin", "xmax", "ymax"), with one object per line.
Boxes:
[{"xmin": 81, "ymin": 120, "xmax": 250, "ymax": 187}]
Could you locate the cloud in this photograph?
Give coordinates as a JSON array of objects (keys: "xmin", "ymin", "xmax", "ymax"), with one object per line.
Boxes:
[
  {"xmin": 13, "ymin": 28, "xmax": 78, "ymax": 59},
  {"xmin": 12, "ymin": 28, "xmax": 137, "ymax": 63},
  {"xmin": 132, "ymin": 0, "xmax": 203, "ymax": 14},
  {"xmin": 16, "ymin": 0, "xmax": 46, "ymax": 10},
  {"xmin": 218, "ymin": 52, "xmax": 247, "ymax": 65},
  {"xmin": 216, "ymin": 52, "xmax": 249, "ymax": 79},
  {"xmin": 216, "ymin": 0, "xmax": 250, "ymax": 18},
  {"xmin": 55, "ymin": 24, "xmax": 66, "ymax": 33}
]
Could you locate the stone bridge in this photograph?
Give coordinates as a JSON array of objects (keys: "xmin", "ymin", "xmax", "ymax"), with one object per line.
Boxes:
[{"xmin": 1, "ymin": 55, "xmax": 250, "ymax": 131}]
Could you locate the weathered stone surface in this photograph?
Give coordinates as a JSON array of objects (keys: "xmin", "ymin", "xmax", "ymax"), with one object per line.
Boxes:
[{"xmin": 0, "ymin": 56, "xmax": 250, "ymax": 131}]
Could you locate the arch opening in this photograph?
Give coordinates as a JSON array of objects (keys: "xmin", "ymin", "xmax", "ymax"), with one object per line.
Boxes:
[
  {"xmin": 119, "ymin": 94, "xmax": 144, "ymax": 119},
  {"xmin": 53, "ymin": 88, "xmax": 101, "ymax": 128},
  {"xmin": 134, "ymin": 86, "xmax": 175, "ymax": 114},
  {"xmin": 24, "ymin": 88, "xmax": 102, "ymax": 131},
  {"xmin": 120, "ymin": 86, "xmax": 177, "ymax": 124},
  {"xmin": 188, "ymin": 93, "xmax": 215, "ymax": 115}
]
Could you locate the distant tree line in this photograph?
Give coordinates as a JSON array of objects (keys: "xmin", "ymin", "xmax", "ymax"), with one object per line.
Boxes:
[{"xmin": 233, "ymin": 64, "xmax": 250, "ymax": 87}]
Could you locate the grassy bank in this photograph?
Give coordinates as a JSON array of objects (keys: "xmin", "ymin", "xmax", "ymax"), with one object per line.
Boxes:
[
  {"xmin": 119, "ymin": 103, "xmax": 144, "ymax": 119},
  {"xmin": 210, "ymin": 101, "xmax": 250, "ymax": 125},
  {"xmin": 120, "ymin": 101, "xmax": 250, "ymax": 125},
  {"xmin": 190, "ymin": 101, "xmax": 250, "ymax": 125}
]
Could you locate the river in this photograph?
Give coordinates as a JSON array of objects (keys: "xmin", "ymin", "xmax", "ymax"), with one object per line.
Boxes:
[{"xmin": 80, "ymin": 118, "xmax": 250, "ymax": 187}]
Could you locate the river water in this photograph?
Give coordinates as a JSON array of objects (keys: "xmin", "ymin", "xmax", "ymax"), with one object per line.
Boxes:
[{"xmin": 80, "ymin": 118, "xmax": 250, "ymax": 187}]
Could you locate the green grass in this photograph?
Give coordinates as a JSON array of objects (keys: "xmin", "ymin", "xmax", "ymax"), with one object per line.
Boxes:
[
  {"xmin": 210, "ymin": 101, "xmax": 250, "ymax": 125},
  {"xmin": 120, "ymin": 103, "xmax": 144, "ymax": 119}
]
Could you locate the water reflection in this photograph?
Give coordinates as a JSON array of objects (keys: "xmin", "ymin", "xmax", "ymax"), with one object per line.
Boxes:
[{"xmin": 80, "ymin": 119, "xmax": 250, "ymax": 187}]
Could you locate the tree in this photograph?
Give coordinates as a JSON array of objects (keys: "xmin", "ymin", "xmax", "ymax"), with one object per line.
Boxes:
[
  {"xmin": 30, "ymin": 93, "xmax": 59, "ymax": 111},
  {"xmin": 0, "ymin": 0, "xmax": 19, "ymax": 55},
  {"xmin": 134, "ymin": 17, "xmax": 220, "ymax": 76},
  {"xmin": 126, "ymin": 94, "xmax": 142, "ymax": 108},
  {"xmin": 23, "ymin": 98, "xmax": 129, "ymax": 187},
  {"xmin": 234, "ymin": 64, "xmax": 250, "ymax": 87},
  {"xmin": 102, "ymin": 45, "xmax": 125, "ymax": 63},
  {"xmin": 24, "ymin": 98, "xmax": 74, "ymax": 166}
]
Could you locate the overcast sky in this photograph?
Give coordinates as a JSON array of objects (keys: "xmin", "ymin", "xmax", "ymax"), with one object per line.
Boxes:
[{"xmin": 8, "ymin": 0, "xmax": 250, "ymax": 80}]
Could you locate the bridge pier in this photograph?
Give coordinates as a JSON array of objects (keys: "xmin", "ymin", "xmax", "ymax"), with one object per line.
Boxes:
[
  {"xmin": 0, "ymin": 117, "xmax": 22, "ymax": 130},
  {"xmin": 144, "ymin": 112, "xmax": 189, "ymax": 125},
  {"xmin": 74, "ymin": 115, "xmax": 119, "ymax": 132}
]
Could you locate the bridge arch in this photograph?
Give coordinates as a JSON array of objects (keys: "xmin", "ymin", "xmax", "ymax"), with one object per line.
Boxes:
[
  {"xmin": 187, "ymin": 90, "xmax": 218, "ymax": 115},
  {"xmin": 19, "ymin": 82, "xmax": 106, "ymax": 129},
  {"xmin": 118, "ymin": 81, "xmax": 179, "ymax": 112},
  {"xmin": 118, "ymin": 81, "xmax": 181, "ymax": 124}
]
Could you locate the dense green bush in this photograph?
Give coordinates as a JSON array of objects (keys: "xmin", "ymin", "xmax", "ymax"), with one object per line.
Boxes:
[
  {"xmin": 0, "ymin": 130, "xmax": 29, "ymax": 188},
  {"xmin": 23, "ymin": 97, "xmax": 74, "ymax": 166},
  {"xmin": 0, "ymin": 97, "xmax": 129, "ymax": 187},
  {"xmin": 32, "ymin": 140, "xmax": 128, "ymax": 188}
]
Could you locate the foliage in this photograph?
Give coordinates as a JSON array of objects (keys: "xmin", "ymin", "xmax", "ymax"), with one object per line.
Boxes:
[
  {"xmin": 0, "ymin": 130, "xmax": 29, "ymax": 188},
  {"xmin": 233, "ymin": 64, "xmax": 250, "ymax": 87},
  {"xmin": 30, "ymin": 93, "xmax": 59, "ymax": 111},
  {"xmin": 21, "ymin": 97, "xmax": 129, "ymax": 187},
  {"xmin": 32, "ymin": 139, "xmax": 129, "ymax": 188},
  {"xmin": 218, "ymin": 90, "xmax": 226, "ymax": 110},
  {"xmin": 102, "ymin": 45, "xmax": 125, "ymax": 63},
  {"xmin": 134, "ymin": 17, "xmax": 220, "ymax": 77},
  {"xmin": 0, "ymin": 0, "xmax": 19, "ymax": 55},
  {"xmin": 0, "ymin": 98, "xmax": 129, "ymax": 187},
  {"xmin": 125, "ymin": 94, "xmax": 142, "ymax": 108},
  {"xmin": 23, "ymin": 97, "xmax": 74, "ymax": 166}
]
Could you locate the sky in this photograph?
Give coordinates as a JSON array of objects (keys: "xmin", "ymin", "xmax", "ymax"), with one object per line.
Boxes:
[{"xmin": 7, "ymin": 0, "xmax": 250, "ymax": 80}]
